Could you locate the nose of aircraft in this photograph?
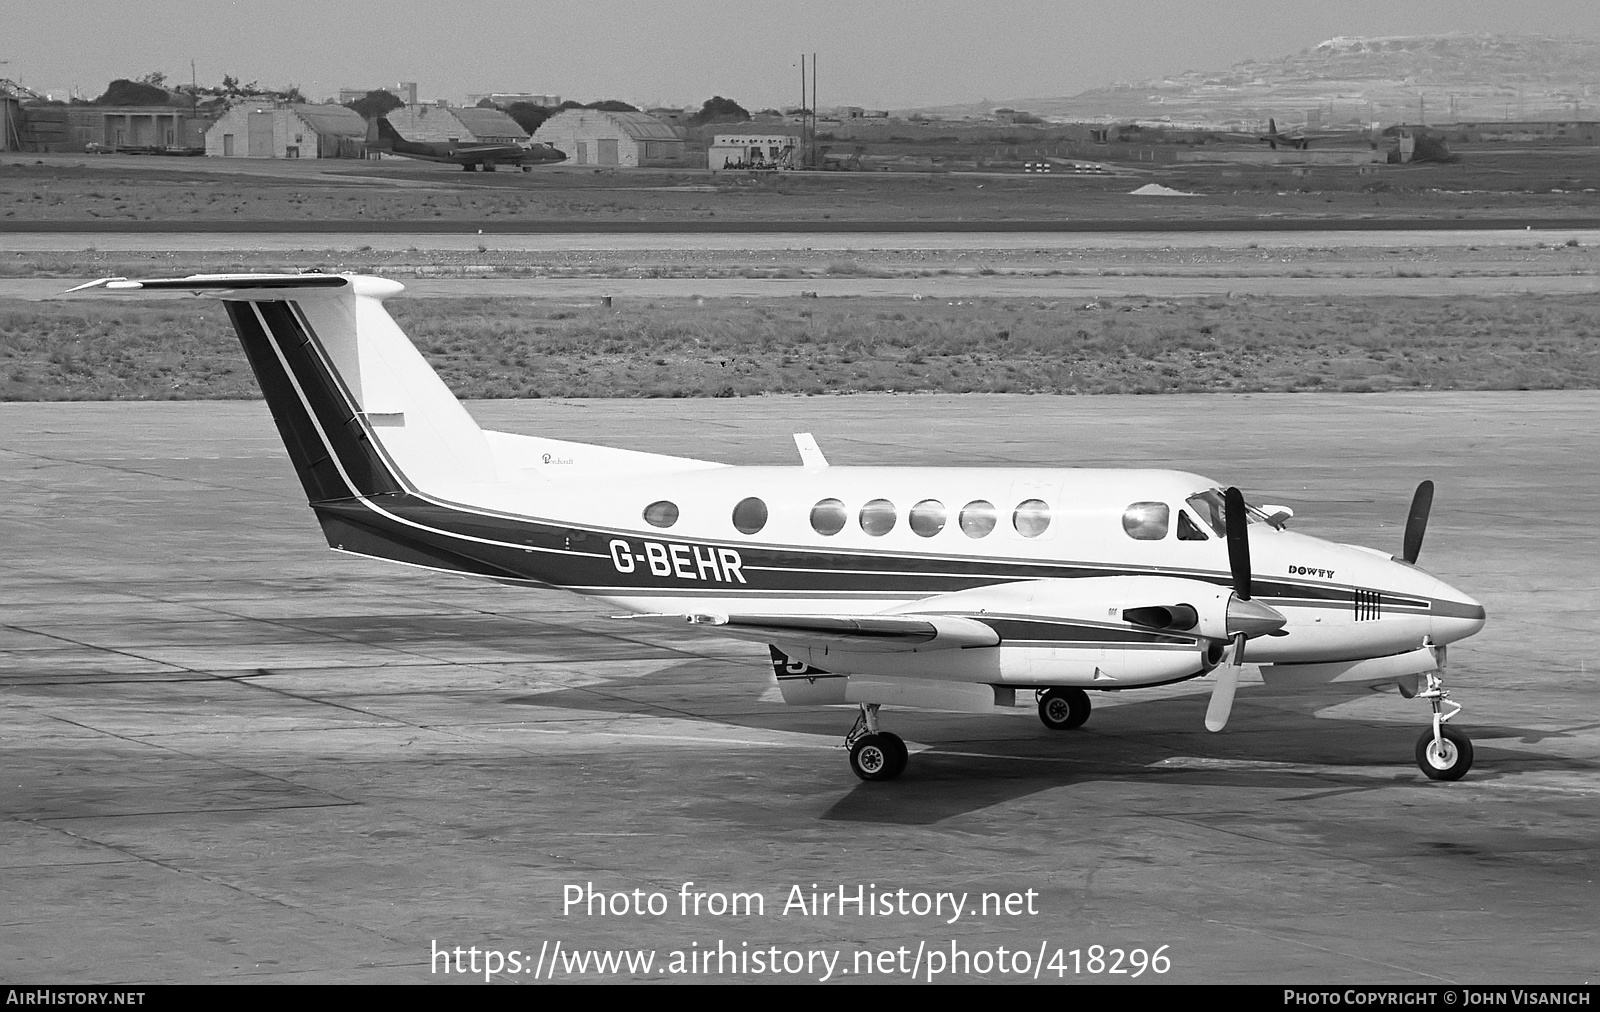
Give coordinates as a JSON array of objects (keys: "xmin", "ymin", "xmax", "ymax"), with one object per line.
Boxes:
[{"xmin": 1427, "ymin": 576, "xmax": 1487, "ymax": 645}]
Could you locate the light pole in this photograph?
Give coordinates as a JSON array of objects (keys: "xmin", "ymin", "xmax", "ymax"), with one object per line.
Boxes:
[{"xmin": 1, "ymin": 60, "xmax": 10, "ymax": 153}]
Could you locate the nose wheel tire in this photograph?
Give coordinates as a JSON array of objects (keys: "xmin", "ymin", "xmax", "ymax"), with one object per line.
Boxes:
[
  {"xmin": 850, "ymin": 732, "xmax": 908, "ymax": 781},
  {"xmin": 1415, "ymin": 726, "xmax": 1473, "ymax": 781},
  {"xmin": 1037, "ymin": 687, "xmax": 1091, "ymax": 730}
]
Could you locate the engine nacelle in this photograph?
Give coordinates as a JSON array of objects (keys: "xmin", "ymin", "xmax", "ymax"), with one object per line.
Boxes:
[{"xmin": 895, "ymin": 575, "xmax": 1239, "ymax": 641}]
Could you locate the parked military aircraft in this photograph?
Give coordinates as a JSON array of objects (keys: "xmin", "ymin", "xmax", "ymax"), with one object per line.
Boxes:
[
  {"xmin": 369, "ymin": 117, "xmax": 566, "ymax": 171},
  {"xmin": 69, "ymin": 273, "xmax": 1486, "ymax": 784},
  {"xmin": 1256, "ymin": 118, "xmax": 1363, "ymax": 150}
]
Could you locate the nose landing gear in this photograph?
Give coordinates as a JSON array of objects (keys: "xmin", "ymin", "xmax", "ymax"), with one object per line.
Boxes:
[
  {"xmin": 1417, "ymin": 723, "xmax": 1473, "ymax": 780},
  {"xmin": 845, "ymin": 703, "xmax": 907, "ymax": 781},
  {"xmin": 1415, "ymin": 658, "xmax": 1472, "ymax": 780}
]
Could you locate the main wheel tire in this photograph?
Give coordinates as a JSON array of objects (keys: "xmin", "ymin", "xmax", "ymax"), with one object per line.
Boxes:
[
  {"xmin": 1038, "ymin": 687, "xmax": 1091, "ymax": 730},
  {"xmin": 850, "ymin": 733, "xmax": 905, "ymax": 782},
  {"xmin": 880, "ymin": 732, "xmax": 908, "ymax": 778},
  {"xmin": 1415, "ymin": 726, "xmax": 1473, "ymax": 781}
]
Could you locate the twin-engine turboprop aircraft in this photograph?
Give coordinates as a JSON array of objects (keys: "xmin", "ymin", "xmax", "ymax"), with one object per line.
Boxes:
[
  {"xmin": 69, "ymin": 273, "xmax": 1487, "ymax": 783},
  {"xmin": 369, "ymin": 117, "xmax": 566, "ymax": 171}
]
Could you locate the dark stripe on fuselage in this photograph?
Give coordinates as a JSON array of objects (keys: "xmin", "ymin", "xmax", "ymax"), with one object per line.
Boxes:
[
  {"xmin": 314, "ymin": 490, "xmax": 1455, "ymax": 623},
  {"xmin": 317, "ymin": 508, "xmax": 530, "ymax": 581}
]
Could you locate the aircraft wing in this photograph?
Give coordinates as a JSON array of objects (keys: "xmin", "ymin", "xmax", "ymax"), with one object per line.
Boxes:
[
  {"xmin": 620, "ymin": 573, "xmax": 1274, "ymax": 658},
  {"xmin": 383, "ymin": 148, "xmax": 455, "ymax": 164},
  {"xmin": 623, "ymin": 612, "xmax": 1001, "ymax": 653}
]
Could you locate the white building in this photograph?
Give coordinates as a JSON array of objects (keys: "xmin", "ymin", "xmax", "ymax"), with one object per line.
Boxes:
[
  {"xmin": 709, "ymin": 134, "xmax": 798, "ymax": 170},
  {"xmin": 531, "ymin": 109, "xmax": 685, "ymax": 167},
  {"xmin": 205, "ymin": 103, "xmax": 368, "ymax": 159}
]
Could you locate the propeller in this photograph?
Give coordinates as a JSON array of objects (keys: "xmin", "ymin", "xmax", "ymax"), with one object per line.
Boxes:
[
  {"xmin": 1206, "ymin": 487, "xmax": 1287, "ymax": 732},
  {"xmin": 1224, "ymin": 486, "xmax": 1251, "ymax": 601},
  {"xmin": 1402, "ymin": 480, "xmax": 1434, "ymax": 564}
]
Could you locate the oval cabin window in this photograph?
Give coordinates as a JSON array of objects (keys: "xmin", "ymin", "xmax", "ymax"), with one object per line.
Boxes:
[
  {"xmin": 909, "ymin": 500, "xmax": 947, "ymax": 538},
  {"xmin": 810, "ymin": 498, "xmax": 848, "ymax": 536},
  {"xmin": 959, "ymin": 500, "xmax": 997, "ymax": 538},
  {"xmin": 732, "ymin": 497, "xmax": 769, "ymax": 535},
  {"xmin": 643, "ymin": 501, "xmax": 679, "ymax": 528},
  {"xmin": 1013, "ymin": 499, "xmax": 1052, "ymax": 538},
  {"xmin": 859, "ymin": 499, "xmax": 897, "ymax": 537}
]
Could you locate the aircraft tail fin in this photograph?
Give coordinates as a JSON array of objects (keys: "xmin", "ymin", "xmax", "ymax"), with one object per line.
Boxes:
[
  {"xmin": 371, "ymin": 117, "xmax": 400, "ymax": 149},
  {"xmin": 65, "ymin": 275, "xmax": 499, "ymax": 504}
]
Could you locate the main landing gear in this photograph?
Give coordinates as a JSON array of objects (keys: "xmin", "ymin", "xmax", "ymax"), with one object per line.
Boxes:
[
  {"xmin": 845, "ymin": 704, "xmax": 907, "ymax": 782},
  {"xmin": 1415, "ymin": 667, "xmax": 1473, "ymax": 780},
  {"xmin": 1036, "ymin": 687, "xmax": 1091, "ymax": 730}
]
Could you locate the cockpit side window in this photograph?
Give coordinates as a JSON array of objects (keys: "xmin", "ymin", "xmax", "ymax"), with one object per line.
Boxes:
[
  {"xmin": 1177, "ymin": 509, "xmax": 1208, "ymax": 541},
  {"xmin": 1185, "ymin": 490, "xmax": 1227, "ymax": 537},
  {"xmin": 1122, "ymin": 502, "xmax": 1170, "ymax": 540}
]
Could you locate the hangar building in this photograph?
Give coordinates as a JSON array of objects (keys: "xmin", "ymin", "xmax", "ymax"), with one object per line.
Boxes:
[
  {"xmin": 531, "ymin": 109, "xmax": 685, "ymax": 167},
  {"xmin": 8, "ymin": 94, "xmax": 217, "ymax": 153},
  {"xmin": 205, "ymin": 104, "xmax": 368, "ymax": 158},
  {"xmin": 77, "ymin": 106, "xmax": 212, "ymax": 151},
  {"xmin": 383, "ymin": 104, "xmax": 527, "ymax": 144}
]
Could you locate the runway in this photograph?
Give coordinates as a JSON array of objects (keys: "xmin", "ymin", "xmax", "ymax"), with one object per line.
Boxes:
[{"xmin": 3, "ymin": 393, "xmax": 1597, "ymax": 983}]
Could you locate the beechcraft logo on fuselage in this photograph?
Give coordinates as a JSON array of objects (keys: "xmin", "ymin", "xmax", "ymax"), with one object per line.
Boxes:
[{"xmin": 609, "ymin": 538, "xmax": 747, "ymax": 583}]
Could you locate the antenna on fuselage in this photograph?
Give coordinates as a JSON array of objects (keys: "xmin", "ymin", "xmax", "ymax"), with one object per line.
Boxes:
[{"xmin": 793, "ymin": 433, "xmax": 829, "ymax": 469}]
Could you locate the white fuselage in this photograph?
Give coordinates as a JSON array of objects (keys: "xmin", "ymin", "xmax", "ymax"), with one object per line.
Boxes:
[{"xmin": 416, "ymin": 453, "xmax": 1485, "ymax": 692}]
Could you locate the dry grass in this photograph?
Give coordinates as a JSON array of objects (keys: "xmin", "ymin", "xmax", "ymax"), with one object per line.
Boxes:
[
  {"xmin": 2, "ymin": 294, "xmax": 1597, "ymax": 401},
  {"xmin": 3, "ymin": 151, "xmax": 1597, "ymax": 226}
]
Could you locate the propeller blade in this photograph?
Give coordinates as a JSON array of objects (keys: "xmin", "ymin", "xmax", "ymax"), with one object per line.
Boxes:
[
  {"xmin": 1224, "ymin": 486, "xmax": 1251, "ymax": 601},
  {"xmin": 1205, "ymin": 633, "xmax": 1246, "ymax": 732},
  {"xmin": 1403, "ymin": 480, "xmax": 1434, "ymax": 564}
]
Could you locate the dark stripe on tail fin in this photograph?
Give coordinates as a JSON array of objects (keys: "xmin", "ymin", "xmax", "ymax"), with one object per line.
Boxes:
[{"xmin": 225, "ymin": 300, "xmax": 403, "ymax": 503}]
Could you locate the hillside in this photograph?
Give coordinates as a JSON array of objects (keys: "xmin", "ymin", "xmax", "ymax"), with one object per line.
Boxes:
[{"xmin": 986, "ymin": 34, "xmax": 1600, "ymax": 129}]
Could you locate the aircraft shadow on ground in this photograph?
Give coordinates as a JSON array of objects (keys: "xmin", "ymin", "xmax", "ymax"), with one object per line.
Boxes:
[{"xmin": 502, "ymin": 664, "xmax": 1597, "ymax": 826}]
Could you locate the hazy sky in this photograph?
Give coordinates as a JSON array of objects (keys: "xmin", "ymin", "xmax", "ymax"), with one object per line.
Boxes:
[{"xmin": 6, "ymin": 1, "xmax": 1598, "ymax": 109}]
